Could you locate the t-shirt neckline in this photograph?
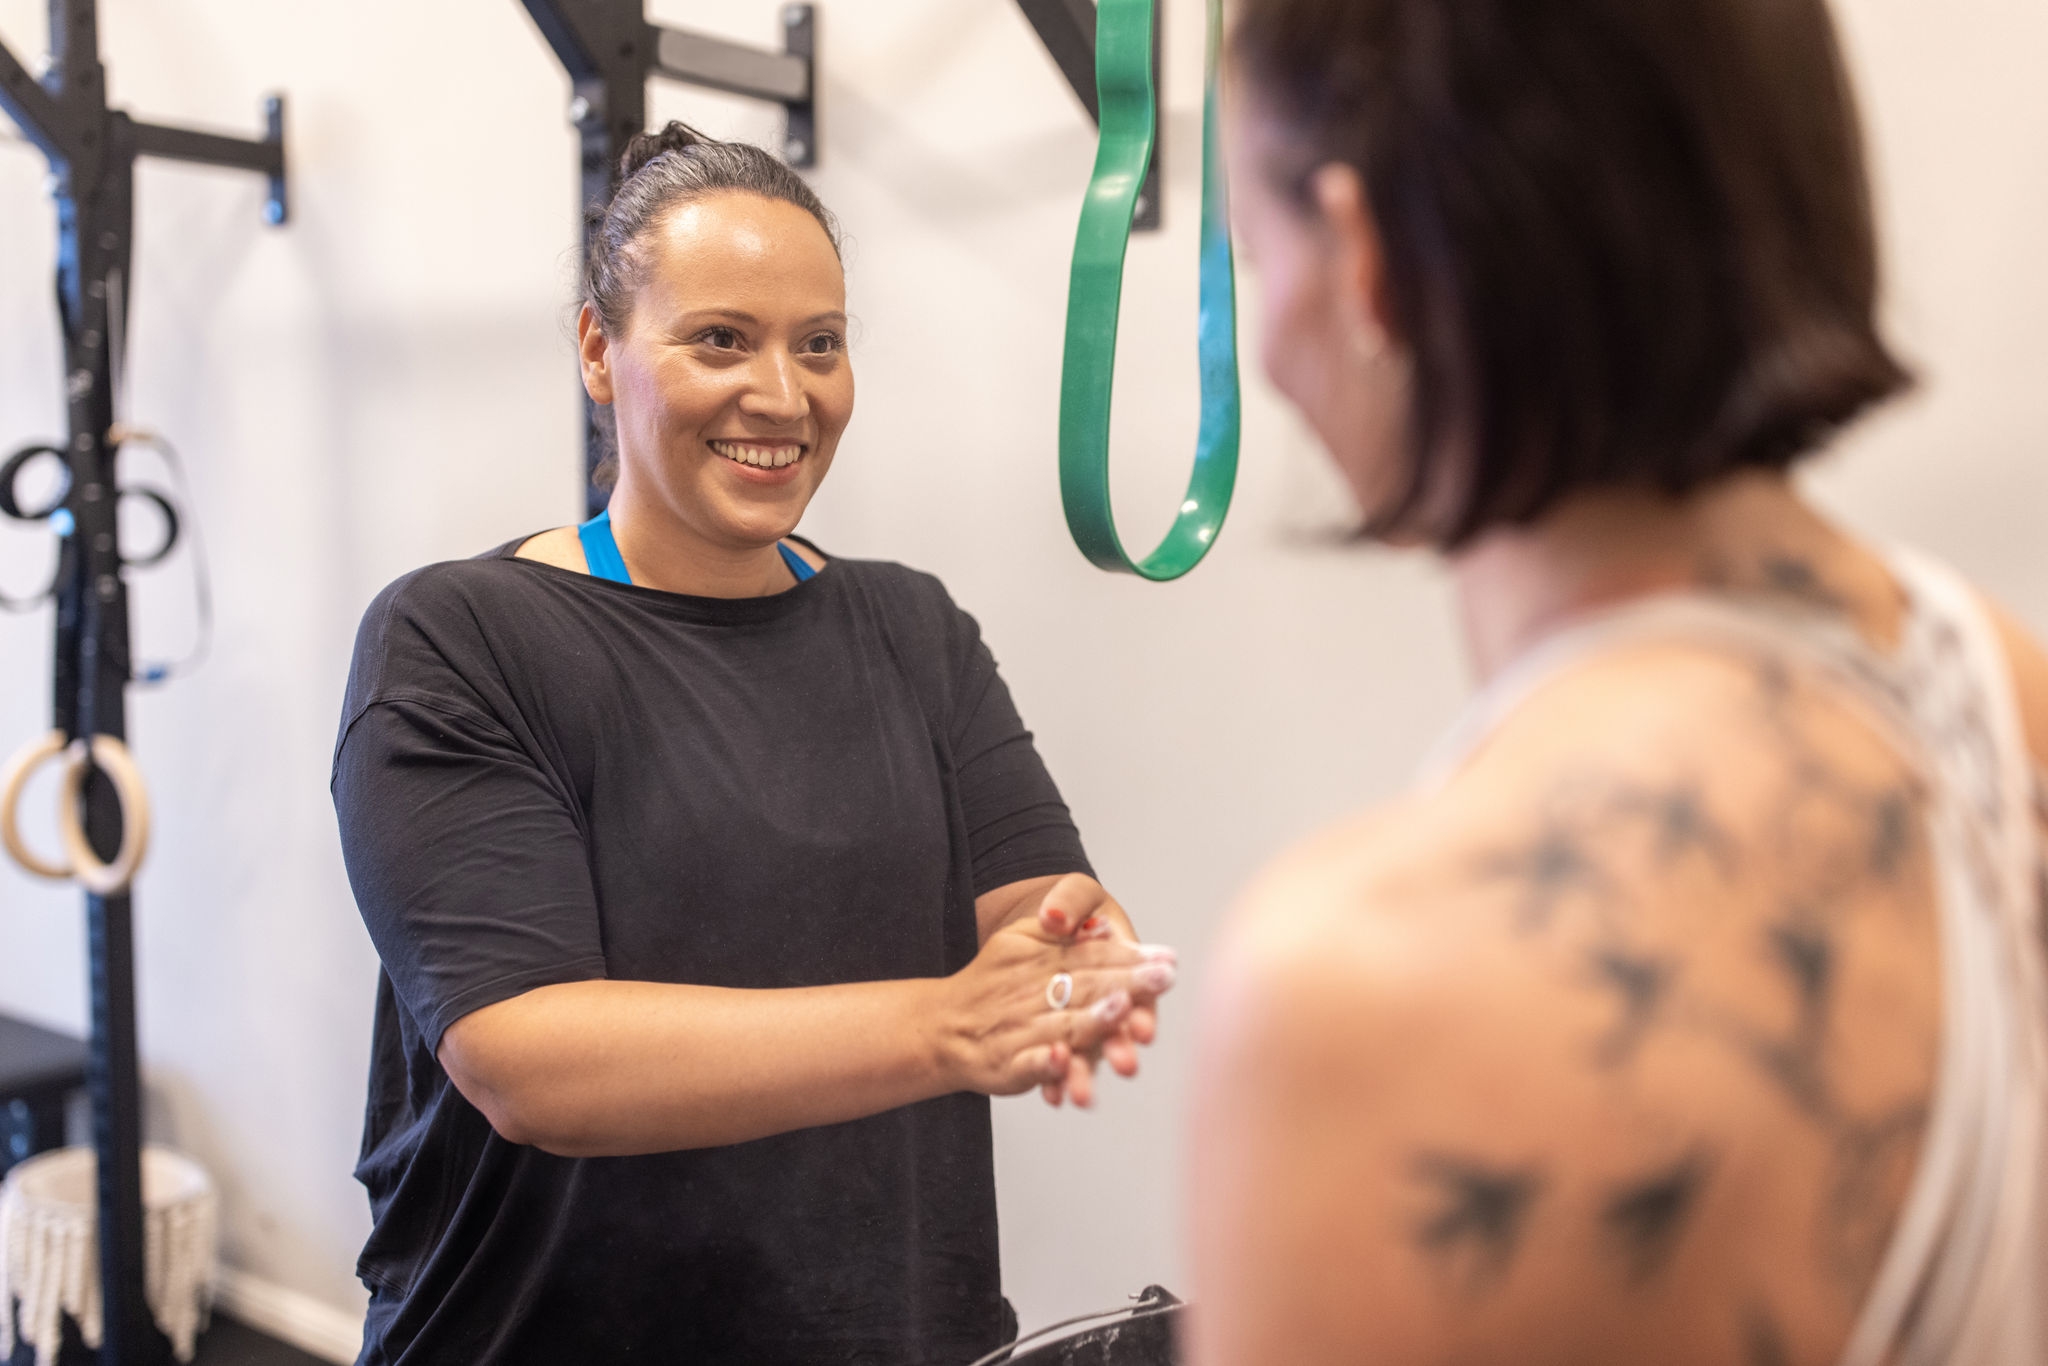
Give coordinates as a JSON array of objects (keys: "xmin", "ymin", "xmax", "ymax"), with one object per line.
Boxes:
[{"xmin": 492, "ymin": 534, "xmax": 831, "ymax": 626}]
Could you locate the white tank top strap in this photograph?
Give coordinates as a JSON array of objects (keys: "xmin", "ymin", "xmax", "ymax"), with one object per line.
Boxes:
[
  {"xmin": 1881, "ymin": 548, "xmax": 2040, "ymax": 926},
  {"xmin": 1860, "ymin": 549, "xmax": 2047, "ymax": 1366},
  {"xmin": 1417, "ymin": 591, "xmax": 1900, "ymax": 790},
  {"xmin": 1418, "ymin": 549, "xmax": 2048, "ymax": 1366}
]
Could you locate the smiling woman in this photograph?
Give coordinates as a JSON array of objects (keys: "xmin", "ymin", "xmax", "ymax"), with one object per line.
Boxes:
[
  {"xmin": 512, "ymin": 125, "xmax": 853, "ymax": 594},
  {"xmin": 328, "ymin": 124, "xmax": 1177, "ymax": 1366},
  {"xmin": 584, "ymin": 186, "xmax": 850, "ymax": 588}
]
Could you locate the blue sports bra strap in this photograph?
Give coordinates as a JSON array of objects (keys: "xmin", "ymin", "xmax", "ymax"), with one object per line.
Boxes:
[
  {"xmin": 582, "ymin": 512, "xmax": 815, "ymax": 587},
  {"xmin": 779, "ymin": 542, "xmax": 818, "ymax": 583},
  {"xmin": 578, "ymin": 510, "xmax": 633, "ymax": 585}
]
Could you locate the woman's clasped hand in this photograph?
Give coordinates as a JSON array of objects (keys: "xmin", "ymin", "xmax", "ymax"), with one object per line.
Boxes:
[{"xmin": 944, "ymin": 873, "xmax": 1177, "ymax": 1109}]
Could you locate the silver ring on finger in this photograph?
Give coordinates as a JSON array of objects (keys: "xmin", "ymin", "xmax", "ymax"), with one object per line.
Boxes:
[{"xmin": 1046, "ymin": 972, "xmax": 1074, "ymax": 1011}]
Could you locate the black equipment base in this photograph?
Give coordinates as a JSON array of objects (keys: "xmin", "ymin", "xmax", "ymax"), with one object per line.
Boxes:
[{"xmin": 0, "ymin": 1013, "xmax": 89, "ymax": 1177}]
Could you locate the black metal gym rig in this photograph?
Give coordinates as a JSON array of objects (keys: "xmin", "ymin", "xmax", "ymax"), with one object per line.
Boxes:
[{"xmin": 0, "ymin": 1, "xmax": 287, "ymax": 1360}]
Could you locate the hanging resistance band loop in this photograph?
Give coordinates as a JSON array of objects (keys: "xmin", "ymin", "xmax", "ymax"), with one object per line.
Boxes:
[{"xmin": 1058, "ymin": 0, "xmax": 1240, "ymax": 582}]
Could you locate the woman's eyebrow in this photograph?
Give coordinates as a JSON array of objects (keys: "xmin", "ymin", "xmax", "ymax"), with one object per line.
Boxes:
[
  {"xmin": 675, "ymin": 309, "xmax": 847, "ymax": 327},
  {"xmin": 680, "ymin": 308, "xmax": 762, "ymax": 325}
]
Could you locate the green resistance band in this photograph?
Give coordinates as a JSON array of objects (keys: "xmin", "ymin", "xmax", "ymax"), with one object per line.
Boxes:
[{"xmin": 1058, "ymin": 0, "xmax": 1240, "ymax": 581}]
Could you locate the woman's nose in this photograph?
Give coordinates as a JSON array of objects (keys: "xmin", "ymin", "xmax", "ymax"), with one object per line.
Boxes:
[{"xmin": 739, "ymin": 350, "xmax": 810, "ymax": 424}]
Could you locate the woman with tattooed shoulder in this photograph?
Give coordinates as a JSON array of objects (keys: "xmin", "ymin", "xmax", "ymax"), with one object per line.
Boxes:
[{"xmin": 1192, "ymin": 1, "xmax": 2048, "ymax": 1363}]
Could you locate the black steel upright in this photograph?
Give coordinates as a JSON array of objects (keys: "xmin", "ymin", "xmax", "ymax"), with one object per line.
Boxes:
[
  {"xmin": 515, "ymin": 0, "xmax": 818, "ymax": 517},
  {"xmin": 0, "ymin": 4, "xmax": 286, "ymax": 1361}
]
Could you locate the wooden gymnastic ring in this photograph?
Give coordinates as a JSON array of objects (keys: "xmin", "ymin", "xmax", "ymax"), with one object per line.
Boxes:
[
  {"xmin": 54, "ymin": 735, "xmax": 151, "ymax": 896},
  {"xmin": 0, "ymin": 731, "xmax": 75, "ymax": 881}
]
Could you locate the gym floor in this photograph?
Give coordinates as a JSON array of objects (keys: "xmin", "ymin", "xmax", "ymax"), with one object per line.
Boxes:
[
  {"xmin": 192, "ymin": 1317, "xmax": 335, "ymax": 1366},
  {"xmin": 5, "ymin": 1314, "xmax": 333, "ymax": 1366}
]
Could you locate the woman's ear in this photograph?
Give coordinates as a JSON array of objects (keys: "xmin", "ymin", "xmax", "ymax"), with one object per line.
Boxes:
[
  {"xmin": 577, "ymin": 304, "xmax": 615, "ymax": 405},
  {"xmin": 1308, "ymin": 163, "xmax": 1395, "ymax": 357}
]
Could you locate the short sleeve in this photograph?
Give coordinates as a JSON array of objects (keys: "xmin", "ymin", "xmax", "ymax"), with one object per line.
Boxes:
[
  {"xmin": 334, "ymin": 696, "xmax": 607, "ymax": 1052},
  {"xmin": 946, "ymin": 619, "xmax": 1095, "ymax": 897}
]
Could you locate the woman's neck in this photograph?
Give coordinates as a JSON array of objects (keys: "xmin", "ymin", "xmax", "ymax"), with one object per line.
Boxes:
[
  {"xmin": 1449, "ymin": 470, "xmax": 1901, "ymax": 683},
  {"xmin": 605, "ymin": 483, "xmax": 794, "ymax": 599}
]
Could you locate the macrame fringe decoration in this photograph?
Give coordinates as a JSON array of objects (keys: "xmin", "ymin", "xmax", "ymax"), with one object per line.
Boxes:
[{"xmin": 0, "ymin": 1146, "xmax": 218, "ymax": 1365}]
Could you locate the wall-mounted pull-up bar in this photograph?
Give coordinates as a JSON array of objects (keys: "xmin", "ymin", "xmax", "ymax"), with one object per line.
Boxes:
[
  {"xmin": 0, "ymin": 1, "xmax": 287, "ymax": 1359},
  {"xmin": 655, "ymin": 25, "xmax": 813, "ymax": 123},
  {"xmin": 516, "ymin": 0, "xmax": 817, "ymax": 516}
]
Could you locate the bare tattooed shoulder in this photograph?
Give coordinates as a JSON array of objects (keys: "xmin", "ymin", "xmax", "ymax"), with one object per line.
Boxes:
[{"xmin": 1191, "ymin": 642, "xmax": 1940, "ymax": 1366}]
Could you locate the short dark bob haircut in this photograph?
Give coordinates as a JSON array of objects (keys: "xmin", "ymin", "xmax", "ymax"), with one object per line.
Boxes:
[{"xmin": 1231, "ymin": 0, "xmax": 1912, "ymax": 549}]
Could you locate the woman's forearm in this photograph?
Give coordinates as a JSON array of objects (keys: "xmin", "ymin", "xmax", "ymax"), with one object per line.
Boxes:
[{"xmin": 440, "ymin": 976, "xmax": 955, "ymax": 1157}]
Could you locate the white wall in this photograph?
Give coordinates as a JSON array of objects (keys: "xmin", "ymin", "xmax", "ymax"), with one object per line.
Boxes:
[{"xmin": 1, "ymin": 0, "xmax": 2044, "ymax": 1350}]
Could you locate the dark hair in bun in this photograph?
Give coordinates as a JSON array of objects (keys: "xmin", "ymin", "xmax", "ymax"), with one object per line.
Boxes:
[
  {"xmin": 581, "ymin": 121, "xmax": 842, "ymax": 486},
  {"xmin": 582, "ymin": 120, "xmax": 840, "ymax": 341}
]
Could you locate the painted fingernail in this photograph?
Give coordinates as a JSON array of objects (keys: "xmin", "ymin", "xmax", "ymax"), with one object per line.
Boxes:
[
  {"xmin": 1134, "ymin": 962, "xmax": 1177, "ymax": 994},
  {"xmin": 1092, "ymin": 990, "xmax": 1132, "ymax": 1023},
  {"xmin": 1044, "ymin": 907, "xmax": 1070, "ymax": 929},
  {"xmin": 1138, "ymin": 944, "xmax": 1178, "ymax": 964}
]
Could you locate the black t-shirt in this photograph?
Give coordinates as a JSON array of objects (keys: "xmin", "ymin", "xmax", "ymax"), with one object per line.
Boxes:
[{"xmin": 331, "ymin": 541, "xmax": 1092, "ymax": 1366}]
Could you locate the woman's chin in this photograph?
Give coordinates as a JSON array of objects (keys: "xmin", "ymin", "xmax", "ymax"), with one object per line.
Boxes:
[
  {"xmin": 707, "ymin": 454, "xmax": 824, "ymax": 518},
  {"xmin": 703, "ymin": 500, "xmax": 807, "ymax": 549}
]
